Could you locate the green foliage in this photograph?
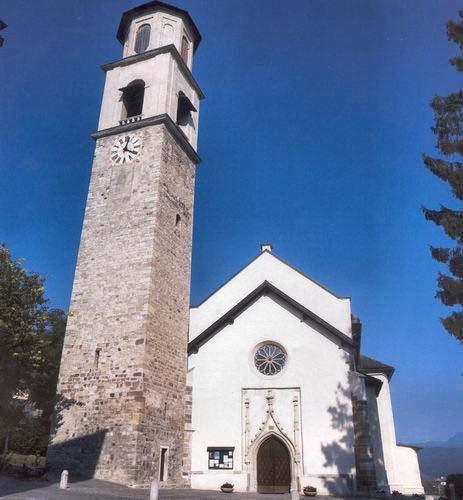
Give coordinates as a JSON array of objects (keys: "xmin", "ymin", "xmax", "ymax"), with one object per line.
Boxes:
[
  {"xmin": 423, "ymin": 12, "xmax": 463, "ymax": 343},
  {"xmin": 0, "ymin": 244, "xmax": 66, "ymax": 454},
  {"xmin": 0, "ymin": 244, "xmax": 46, "ymax": 432},
  {"xmin": 448, "ymin": 12, "xmax": 463, "ymax": 71},
  {"xmin": 446, "ymin": 474, "xmax": 463, "ymax": 498}
]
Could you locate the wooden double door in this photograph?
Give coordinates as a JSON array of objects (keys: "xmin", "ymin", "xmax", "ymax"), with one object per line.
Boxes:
[{"xmin": 257, "ymin": 436, "xmax": 291, "ymax": 493}]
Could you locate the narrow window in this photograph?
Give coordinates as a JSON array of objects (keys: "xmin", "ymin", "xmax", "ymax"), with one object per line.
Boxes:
[
  {"xmin": 181, "ymin": 36, "xmax": 189, "ymax": 64},
  {"xmin": 134, "ymin": 24, "xmax": 150, "ymax": 54},
  {"xmin": 94, "ymin": 348, "xmax": 101, "ymax": 369},
  {"xmin": 121, "ymin": 80, "xmax": 145, "ymax": 119},
  {"xmin": 175, "ymin": 214, "xmax": 181, "ymax": 226},
  {"xmin": 176, "ymin": 91, "xmax": 196, "ymax": 127},
  {"xmin": 160, "ymin": 447, "xmax": 168, "ymax": 481}
]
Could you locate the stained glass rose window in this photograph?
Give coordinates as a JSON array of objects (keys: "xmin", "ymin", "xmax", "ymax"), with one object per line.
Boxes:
[{"xmin": 254, "ymin": 343, "xmax": 286, "ymax": 375}]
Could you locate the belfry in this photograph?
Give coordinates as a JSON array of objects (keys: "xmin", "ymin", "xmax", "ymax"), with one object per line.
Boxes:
[{"xmin": 48, "ymin": 1, "xmax": 203, "ymax": 487}]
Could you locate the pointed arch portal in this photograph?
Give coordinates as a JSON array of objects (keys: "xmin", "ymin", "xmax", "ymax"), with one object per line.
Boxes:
[{"xmin": 257, "ymin": 435, "xmax": 291, "ymax": 493}]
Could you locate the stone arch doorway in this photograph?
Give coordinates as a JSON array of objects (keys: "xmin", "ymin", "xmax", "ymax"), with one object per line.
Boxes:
[{"xmin": 257, "ymin": 435, "xmax": 291, "ymax": 493}]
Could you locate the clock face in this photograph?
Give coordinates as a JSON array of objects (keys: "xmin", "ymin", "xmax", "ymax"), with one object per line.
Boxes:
[{"xmin": 111, "ymin": 135, "xmax": 141, "ymax": 164}]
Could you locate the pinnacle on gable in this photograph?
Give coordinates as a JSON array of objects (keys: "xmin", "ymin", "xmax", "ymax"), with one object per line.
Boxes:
[{"xmin": 260, "ymin": 243, "xmax": 273, "ymax": 253}]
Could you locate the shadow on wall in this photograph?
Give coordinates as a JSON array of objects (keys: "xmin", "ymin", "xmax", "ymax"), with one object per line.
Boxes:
[
  {"xmin": 0, "ymin": 394, "xmax": 107, "ymax": 496},
  {"xmin": 46, "ymin": 393, "xmax": 107, "ymax": 480},
  {"xmin": 47, "ymin": 429, "xmax": 107, "ymax": 479},
  {"xmin": 319, "ymin": 367, "xmax": 391, "ymax": 496},
  {"xmin": 320, "ymin": 381, "xmax": 356, "ymax": 495},
  {"xmin": 49, "ymin": 393, "xmax": 85, "ymax": 440}
]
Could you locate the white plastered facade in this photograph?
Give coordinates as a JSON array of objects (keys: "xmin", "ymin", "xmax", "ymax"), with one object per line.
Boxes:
[
  {"xmin": 187, "ymin": 249, "xmax": 424, "ymax": 495},
  {"xmin": 98, "ymin": 8, "xmax": 200, "ymax": 148}
]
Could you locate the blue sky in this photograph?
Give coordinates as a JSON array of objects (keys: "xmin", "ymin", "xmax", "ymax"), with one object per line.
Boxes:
[{"xmin": 1, "ymin": 0, "xmax": 461, "ymax": 443}]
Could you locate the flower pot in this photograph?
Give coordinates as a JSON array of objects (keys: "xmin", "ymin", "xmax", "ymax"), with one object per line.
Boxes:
[
  {"xmin": 303, "ymin": 491, "xmax": 317, "ymax": 496},
  {"xmin": 221, "ymin": 486, "xmax": 234, "ymax": 493}
]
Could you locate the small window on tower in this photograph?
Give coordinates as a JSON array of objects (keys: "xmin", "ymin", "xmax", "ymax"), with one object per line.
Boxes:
[
  {"xmin": 121, "ymin": 80, "xmax": 145, "ymax": 119},
  {"xmin": 181, "ymin": 36, "xmax": 189, "ymax": 64},
  {"xmin": 160, "ymin": 447, "xmax": 168, "ymax": 481},
  {"xmin": 94, "ymin": 348, "xmax": 101, "ymax": 369},
  {"xmin": 134, "ymin": 24, "xmax": 150, "ymax": 54}
]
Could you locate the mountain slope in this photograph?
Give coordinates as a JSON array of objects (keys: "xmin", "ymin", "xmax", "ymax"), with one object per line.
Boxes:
[{"xmin": 417, "ymin": 434, "xmax": 463, "ymax": 477}]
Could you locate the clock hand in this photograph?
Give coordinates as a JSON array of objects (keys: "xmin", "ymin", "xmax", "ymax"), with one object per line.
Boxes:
[
  {"xmin": 123, "ymin": 138, "xmax": 130, "ymax": 151},
  {"xmin": 125, "ymin": 148, "xmax": 137, "ymax": 154}
]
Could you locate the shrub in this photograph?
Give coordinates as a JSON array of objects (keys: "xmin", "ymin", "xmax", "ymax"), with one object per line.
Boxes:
[
  {"xmin": 446, "ymin": 474, "xmax": 463, "ymax": 498},
  {"xmin": 303, "ymin": 485, "xmax": 317, "ymax": 493}
]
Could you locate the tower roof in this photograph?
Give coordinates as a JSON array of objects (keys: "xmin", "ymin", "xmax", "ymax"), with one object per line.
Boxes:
[{"xmin": 117, "ymin": 1, "xmax": 201, "ymax": 51}]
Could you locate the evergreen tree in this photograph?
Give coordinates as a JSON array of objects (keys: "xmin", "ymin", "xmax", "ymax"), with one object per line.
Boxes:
[{"xmin": 423, "ymin": 11, "xmax": 463, "ymax": 343}]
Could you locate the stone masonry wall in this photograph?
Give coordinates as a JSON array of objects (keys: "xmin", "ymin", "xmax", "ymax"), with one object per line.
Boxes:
[
  {"xmin": 183, "ymin": 385, "xmax": 193, "ymax": 484},
  {"xmin": 47, "ymin": 122, "xmax": 195, "ymax": 487},
  {"xmin": 132, "ymin": 127, "xmax": 195, "ymax": 487}
]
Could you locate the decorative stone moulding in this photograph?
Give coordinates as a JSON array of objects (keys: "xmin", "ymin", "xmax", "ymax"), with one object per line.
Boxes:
[{"xmin": 119, "ymin": 114, "xmax": 144, "ymax": 125}]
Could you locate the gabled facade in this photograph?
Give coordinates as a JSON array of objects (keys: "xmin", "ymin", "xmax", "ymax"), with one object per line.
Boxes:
[{"xmin": 186, "ymin": 245, "xmax": 423, "ymax": 496}]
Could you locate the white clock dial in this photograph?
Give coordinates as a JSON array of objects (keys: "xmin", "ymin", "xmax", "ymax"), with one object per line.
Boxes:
[{"xmin": 111, "ymin": 135, "xmax": 141, "ymax": 164}]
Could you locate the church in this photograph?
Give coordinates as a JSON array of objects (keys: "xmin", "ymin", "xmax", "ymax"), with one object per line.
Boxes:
[
  {"xmin": 47, "ymin": 1, "xmax": 423, "ymax": 496},
  {"xmin": 186, "ymin": 244, "xmax": 423, "ymax": 495}
]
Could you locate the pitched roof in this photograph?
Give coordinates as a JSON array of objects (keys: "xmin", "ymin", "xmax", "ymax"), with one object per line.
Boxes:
[
  {"xmin": 359, "ymin": 354, "xmax": 395, "ymax": 379},
  {"xmin": 188, "ymin": 280, "xmax": 354, "ymax": 354},
  {"xmin": 363, "ymin": 373, "xmax": 383, "ymax": 395},
  {"xmin": 192, "ymin": 249, "xmax": 349, "ymax": 309},
  {"xmin": 396, "ymin": 443, "xmax": 423, "ymax": 451}
]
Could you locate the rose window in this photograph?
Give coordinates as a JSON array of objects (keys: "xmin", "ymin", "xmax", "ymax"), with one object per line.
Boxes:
[{"xmin": 254, "ymin": 343, "xmax": 286, "ymax": 375}]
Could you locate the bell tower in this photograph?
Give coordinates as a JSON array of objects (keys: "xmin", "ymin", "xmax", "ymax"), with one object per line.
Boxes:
[{"xmin": 47, "ymin": 1, "xmax": 203, "ymax": 487}]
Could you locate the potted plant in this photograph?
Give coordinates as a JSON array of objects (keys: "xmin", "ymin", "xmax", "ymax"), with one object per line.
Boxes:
[
  {"xmin": 303, "ymin": 485, "xmax": 317, "ymax": 496},
  {"xmin": 220, "ymin": 482, "xmax": 234, "ymax": 493}
]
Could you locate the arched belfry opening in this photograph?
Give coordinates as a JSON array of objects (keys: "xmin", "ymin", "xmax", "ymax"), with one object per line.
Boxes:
[
  {"xmin": 134, "ymin": 23, "xmax": 150, "ymax": 53},
  {"xmin": 181, "ymin": 35, "xmax": 189, "ymax": 63},
  {"xmin": 257, "ymin": 435, "xmax": 291, "ymax": 493},
  {"xmin": 176, "ymin": 90, "xmax": 196, "ymax": 127},
  {"xmin": 120, "ymin": 79, "xmax": 145, "ymax": 120}
]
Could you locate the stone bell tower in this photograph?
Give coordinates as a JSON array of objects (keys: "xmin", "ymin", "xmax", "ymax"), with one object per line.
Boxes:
[{"xmin": 47, "ymin": 1, "xmax": 203, "ymax": 487}]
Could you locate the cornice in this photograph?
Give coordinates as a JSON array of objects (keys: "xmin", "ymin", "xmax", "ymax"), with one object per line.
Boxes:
[
  {"xmin": 91, "ymin": 113, "xmax": 201, "ymax": 165},
  {"xmin": 101, "ymin": 44, "xmax": 205, "ymax": 100}
]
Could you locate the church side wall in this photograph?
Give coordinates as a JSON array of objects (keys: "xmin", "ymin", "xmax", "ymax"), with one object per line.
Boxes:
[
  {"xmin": 366, "ymin": 384, "xmax": 388, "ymax": 490},
  {"xmin": 371, "ymin": 374, "xmax": 424, "ymax": 494},
  {"xmin": 393, "ymin": 446, "xmax": 424, "ymax": 494},
  {"xmin": 188, "ymin": 294, "xmax": 355, "ymax": 495},
  {"xmin": 371, "ymin": 374, "xmax": 398, "ymax": 488}
]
